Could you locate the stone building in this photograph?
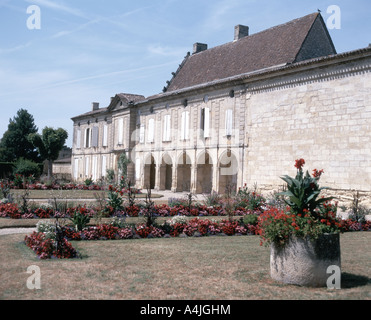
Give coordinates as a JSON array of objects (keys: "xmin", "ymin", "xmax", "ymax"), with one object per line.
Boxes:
[{"xmin": 71, "ymin": 12, "xmax": 371, "ymax": 200}]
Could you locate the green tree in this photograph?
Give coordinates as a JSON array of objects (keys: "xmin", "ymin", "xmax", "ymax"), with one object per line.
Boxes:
[
  {"xmin": 28, "ymin": 127, "xmax": 68, "ymax": 179},
  {"xmin": 118, "ymin": 152, "xmax": 131, "ymax": 188},
  {"xmin": 0, "ymin": 109, "xmax": 39, "ymax": 162}
]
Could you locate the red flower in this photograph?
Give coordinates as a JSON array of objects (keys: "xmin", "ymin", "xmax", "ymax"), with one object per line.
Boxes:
[
  {"xmin": 312, "ymin": 169, "xmax": 324, "ymax": 178},
  {"xmin": 294, "ymin": 159, "xmax": 305, "ymax": 170}
]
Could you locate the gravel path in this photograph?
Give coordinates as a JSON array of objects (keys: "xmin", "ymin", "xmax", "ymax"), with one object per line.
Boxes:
[{"xmin": 0, "ymin": 228, "xmax": 36, "ymax": 236}]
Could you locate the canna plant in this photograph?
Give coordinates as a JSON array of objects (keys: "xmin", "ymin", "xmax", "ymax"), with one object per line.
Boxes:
[{"xmin": 278, "ymin": 159, "xmax": 333, "ymax": 218}]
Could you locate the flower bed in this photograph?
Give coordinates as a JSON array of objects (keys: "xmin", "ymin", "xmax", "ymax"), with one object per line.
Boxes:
[
  {"xmin": 24, "ymin": 231, "xmax": 78, "ymax": 259},
  {"xmin": 24, "ymin": 216, "xmax": 261, "ymax": 259}
]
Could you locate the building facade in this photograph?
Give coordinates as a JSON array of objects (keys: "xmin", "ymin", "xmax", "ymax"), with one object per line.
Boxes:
[{"xmin": 71, "ymin": 13, "xmax": 371, "ymax": 200}]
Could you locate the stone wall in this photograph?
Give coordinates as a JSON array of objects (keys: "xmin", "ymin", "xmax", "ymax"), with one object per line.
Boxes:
[{"xmin": 245, "ymin": 54, "xmax": 371, "ymax": 204}]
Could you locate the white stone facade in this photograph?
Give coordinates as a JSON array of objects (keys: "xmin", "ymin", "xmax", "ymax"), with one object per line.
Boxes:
[{"xmin": 71, "ymin": 16, "xmax": 371, "ymax": 202}]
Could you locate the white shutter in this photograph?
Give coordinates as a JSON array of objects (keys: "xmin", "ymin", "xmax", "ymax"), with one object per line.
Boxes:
[
  {"xmin": 181, "ymin": 111, "xmax": 189, "ymax": 140},
  {"xmin": 163, "ymin": 115, "xmax": 171, "ymax": 141},
  {"xmin": 74, "ymin": 158, "xmax": 79, "ymax": 179},
  {"xmin": 118, "ymin": 118, "xmax": 123, "ymax": 145},
  {"xmin": 181, "ymin": 112, "xmax": 185, "ymax": 140},
  {"xmin": 92, "ymin": 126, "xmax": 99, "ymax": 147},
  {"xmin": 103, "ymin": 125, "xmax": 108, "ymax": 147},
  {"xmin": 185, "ymin": 111, "xmax": 189, "ymax": 139},
  {"xmin": 139, "ymin": 124, "xmax": 145, "ymax": 143},
  {"xmin": 101, "ymin": 155, "xmax": 107, "ymax": 177},
  {"xmin": 76, "ymin": 129, "xmax": 81, "ymax": 149},
  {"xmin": 135, "ymin": 158, "xmax": 141, "ymax": 180},
  {"xmin": 204, "ymin": 107, "xmax": 210, "ymax": 138},
  {"xmin": 225, "ymin": 109, "xmax": 233, "ymax": 136},
  {"xmin": 92, "ymin": 156, "xmax": 97, "ymax": 181},
  {"xmin": 148, "ymin": 118, "xmax": 154, "ymax": 143},
  {"xmin": 85, "ymin": 157, "xmax": 90, "ymax": 177}
]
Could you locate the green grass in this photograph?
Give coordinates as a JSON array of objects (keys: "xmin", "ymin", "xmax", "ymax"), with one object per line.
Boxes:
[{"xmin": 0, "ymin": 232, "xmax": 370, "ymax": 300}]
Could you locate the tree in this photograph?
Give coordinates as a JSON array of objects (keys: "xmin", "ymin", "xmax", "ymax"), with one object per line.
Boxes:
[
  {"xmin": 117, "ymin": 152, "xmax": 131, "ymax": 188},
  {"xmin": 0, "ymin": 109, "xmax": 39, "ymax": 162},
  {"xmin": 28, "ymin": 127, "xmax": 68, "ymax": 179}
]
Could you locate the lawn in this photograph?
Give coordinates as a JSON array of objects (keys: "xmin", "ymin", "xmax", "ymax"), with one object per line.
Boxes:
[{"xmin": 0, "ymin": 231, "xmax": 370, "ymax": 300}]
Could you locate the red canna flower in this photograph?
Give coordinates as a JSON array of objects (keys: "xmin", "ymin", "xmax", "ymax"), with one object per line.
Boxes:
[
  {"xmin": 294, "ymin": 159, "xmax": 305, "ymax": 170},
  {"xmin": 312, "ymin": 169, "xmax": 324, "ymax": 178}
]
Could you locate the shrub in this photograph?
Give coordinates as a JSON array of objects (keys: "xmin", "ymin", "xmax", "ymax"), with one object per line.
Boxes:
[
  {"xmin": 13, "ymin": 158, "xmax": 41, "ymax": 178},
  {"xmin": 69, "ymin": 206, "xmax": 91, "ymax": 231}
]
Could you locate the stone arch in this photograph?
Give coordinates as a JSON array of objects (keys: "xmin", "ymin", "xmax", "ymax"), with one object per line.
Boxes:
[
  {"xmin": 143, "ymin": 153, "xmax": 156, "ymax": 190},
  {"xmin": 218, "ymin": 150, "xmax": 238, "ymax": 194},
  {"xmin": 159, "ymin": 153, "xmax": 173, "ymax": 191},
  {"xmin": 196, "ymin": 150, "xmax": 213, "ymax": 194},
  {"xmin": 176, "ymin": 151, "xmax": 191, "ymax": 192}
]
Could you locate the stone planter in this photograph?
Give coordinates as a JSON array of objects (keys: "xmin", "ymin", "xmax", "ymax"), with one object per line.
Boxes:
[{"xmin": 270, "ymin": 233, "xmax": 341, "ymax": 287}]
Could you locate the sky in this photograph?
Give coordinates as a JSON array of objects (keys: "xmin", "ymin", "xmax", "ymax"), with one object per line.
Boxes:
[{"xmin": 0, "ymin": 0, "xmax": 370, "ymax": 148}]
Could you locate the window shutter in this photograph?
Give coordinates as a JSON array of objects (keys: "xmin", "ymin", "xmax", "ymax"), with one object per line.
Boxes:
[
  {"xmin": 181, "ymin": 112, "xmax": 185, "ymax": 140},
  {"xmin": 101, "ymin": 155, "xmax": 107, "ymax": 177},
  {"xmin": 148, "ymin": 118, "xmax": 154, "ymax": 143},
  {"xmin": 225, "ymin": 109, "xmax": 233, "ymax": 136},
  {"xmin": 74, "ymin": 158, "xmax": 79, "ymax": 179},
  {"xmin": 163, "ymin": 115, "xmax": 171, "ymax": 141},
  {"xmin": 92, "ymin": 156, "xmax": 97, "ymax": 181},
  {"xmin": 92, "ymin": 127, "xmax": 99, "ymax": 147},
  {"xmin": 135, "ymin": 158, "xmax": 141, "ymax": 180},
  {"xmin": 85, "ymin": 157, "xmax": 89, "ymax": 177},
  {"xmin": 204, "ymin": 107, "xmax": 210, "ymax": 138},
  {"xmin": 103, "ymin": 125, "xmax": 108, "ymax": 147},
  {"xmin": 118, "ymin": 118, "xmax": 123, "ymax": 145},
  {"xmin": 76, "ymin": 129, "xmax": 81, "ymax": 149},
  {"xmin": 185, "ymin": 111, "xmax": 190, "ymax": 139},
  {"xmin": 181, "ymin": 111, "xmax": 189, "ymax": 140},
  {"xmin": 139, "ymin": 124, "xmax": 145, "ymax": 143}
]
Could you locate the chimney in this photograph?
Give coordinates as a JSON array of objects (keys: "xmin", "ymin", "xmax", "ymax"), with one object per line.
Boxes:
[
  {"xmin": 234, "ymin": 24, "xmax": 249, "ymax": 41},
  {"xmin": 193, "ymin": 42, "xmax": 208, "ymax": 54},
  {"xmin": 92, "ymin": 102, "xmax": 99, "ymax": 111}
]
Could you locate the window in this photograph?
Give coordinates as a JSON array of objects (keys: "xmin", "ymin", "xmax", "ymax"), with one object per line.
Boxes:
[
  {"xmin": 225, "ymin": 109, "xmax": 233, "ymax": 136},
  {"xmin": 200, "ymin": 108, "xmax": 210, "ymax": 138},
  {"xmin": 148, "ymin": 118, "xmax": 155, "ymax": 143},
  {"xmin": 181, "ymin": 111, "xmax": 189, "ymax": 140},
  {"xmin": 92, "ymin": 126, "xmax": 99, "ymax": 147},
  {"xmin": 76, "ymin": 129, "xmax": 81, "ymax": 149},
  {"xmin": 135, "ymin": 158, "xmax": 141, "ymax": 180},
  {"xmin": 139, "ymin": 124, "xmax": 145, "ymax": 143},
  {"xmin": 85, "ymin": 156, "xmax": 90, "ymax": 177},
  {"xmin": 118, "ymin": 118, "xmax": 124, "ymax": 145},
  {"xmin": 163, "ymin": 114, "xmax": 171, "ymax": 142},
  {"xmin": 103, "ymin": 125, "xmax": 108, "ymax": 147},
  {"xmin": 92, "ymin": 156, "xmax": 98, "ymax": 181},
  {"xmin": 101, "ymin": 155, "xmax": 107, "ymax": 177},
  {"xmin": 73, "ymin": 158, "xmax": 80, "ymax": 179},
  {"xmin": 84, "ymin": 128, "xmax": 91, "ymax": 148}
]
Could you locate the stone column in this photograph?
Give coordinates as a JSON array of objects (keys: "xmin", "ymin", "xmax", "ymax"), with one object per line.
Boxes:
[
  {"xmin": 191, "ymin": 164, "xmax": 197, "ymax": 194},
  {"xmin": 171, "ymin": 164, "xmax": 178, "ymax": 192}
]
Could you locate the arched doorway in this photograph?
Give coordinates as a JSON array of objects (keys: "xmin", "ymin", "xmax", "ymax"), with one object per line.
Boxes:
[
  {"xmin": 176, "ymin": 152, "xmax": 191, "ymax": 192},
  {"xmin": 144, "ymin": 154, "xmax": 156, "ymax": 190},
  {"xmin": 160, "ymin": 153, "xmax": 173, "ymax": 191},
  {"xmin": 196, "ymin": 151, "xmax": 213, "ymax": 194},
  {"xmin": 219, "ymin": 150, "xmax": 238, "ymax": 194}
]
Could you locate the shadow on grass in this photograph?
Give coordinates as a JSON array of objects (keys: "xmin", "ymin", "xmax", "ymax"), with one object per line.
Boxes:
[{"xmin": 341, "ymin": 272, "xmax": 371, "ymax": 288}]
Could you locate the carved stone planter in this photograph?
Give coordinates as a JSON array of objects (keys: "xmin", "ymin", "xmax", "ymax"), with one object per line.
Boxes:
[{"xmin": 270, "ymin": 233, "xmax": 341, "ymax": 287}]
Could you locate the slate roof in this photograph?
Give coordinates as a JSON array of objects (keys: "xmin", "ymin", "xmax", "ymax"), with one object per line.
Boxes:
[{"xmin": 165, "ymin": 12, "xmax": 335, "ymax": 92}]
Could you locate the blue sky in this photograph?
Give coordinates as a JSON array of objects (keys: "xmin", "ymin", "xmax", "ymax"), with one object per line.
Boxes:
[{"xmin": 0, "ymin": 0, "xmax": 370, "ymax": 148}]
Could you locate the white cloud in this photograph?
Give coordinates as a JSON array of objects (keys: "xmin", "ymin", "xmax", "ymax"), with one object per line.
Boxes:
[{"xmin": 147, "ymin": 44, "xmax": 189, "ymax": 57}]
